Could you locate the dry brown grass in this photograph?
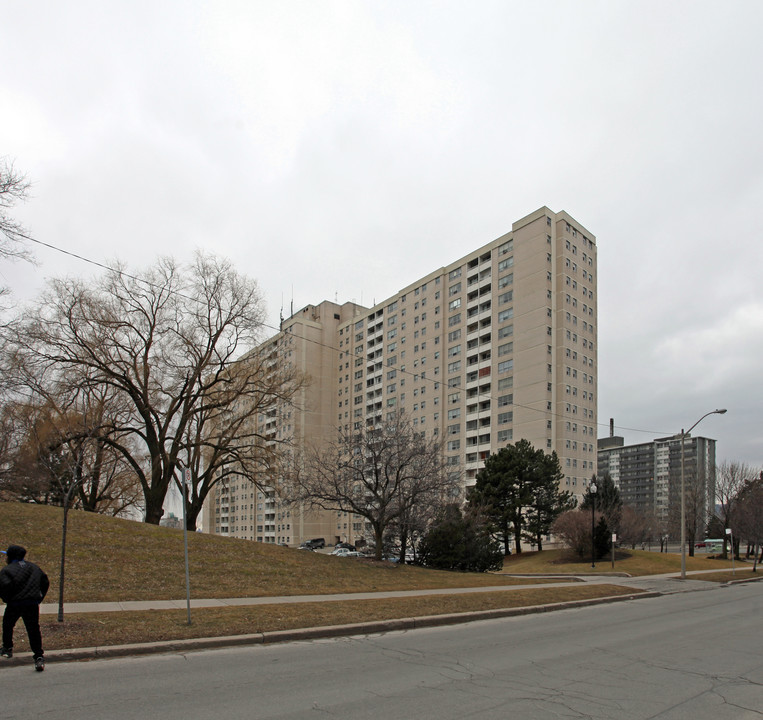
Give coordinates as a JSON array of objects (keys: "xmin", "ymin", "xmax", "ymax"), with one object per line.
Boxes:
[
  {"xmin": 0, "ymin": 503, "xmax": 563, "ymax": 603},
  {"xmin": 25, "ymin": 584, "xmax": 639, "ymax": 652},
  {"xmin": 683, "ymin": 568, "xmax": 762, "ymax": 583},
  {"xmin": 6, "ymin": 503, "xmax": 736, "ymax": 653},
  {"xmin": 500, "ymin": 547, "xmax": 737, "ymax": 576}
]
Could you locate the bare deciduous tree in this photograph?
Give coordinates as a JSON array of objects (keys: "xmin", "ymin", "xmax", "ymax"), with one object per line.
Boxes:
[
  {"xmin": 732, "ymin": 471, "xmax": 763, "ymax": 569},
  {"xmin": 293, "ymin": 412, "xmax": 457, "ymax": 560},
  {"xmin": 714, "ymin": 460, "xmax": 753, "ymax": 558},
  {"xmin": 551, "ymin": 509, "xmax": 595, "ymax": 560},
  {"xmin": 174, "ymin": 345, "xmax": 304, "ymax": 531},
  {"xmin": 617, "ymin": 504, "xmax": 653, "ymax": 550},
  {"xmin": 6, "ymin": 252, "xmax": 273, "ymax": 524},
  {"xmin": 0, "ymin": 158, "xmax": 35, "ymax": 264},
  {"xmin": 669, "ymin": 469, "xmax": 711, "ymax": 556},
  {"xmin": 0, "ymin": 373, "xmax": 142, "ymax": 516}
]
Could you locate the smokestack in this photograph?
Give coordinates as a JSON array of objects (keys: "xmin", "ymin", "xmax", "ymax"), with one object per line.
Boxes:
[{"xmin": 610, "ymin": 418, "xmax": 615, "ymax": 437}]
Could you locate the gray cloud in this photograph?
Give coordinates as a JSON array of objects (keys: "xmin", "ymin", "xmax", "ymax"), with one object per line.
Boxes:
[{"xmin": 2, "ymin": 0, "xmax": 761, "ymax": 464}]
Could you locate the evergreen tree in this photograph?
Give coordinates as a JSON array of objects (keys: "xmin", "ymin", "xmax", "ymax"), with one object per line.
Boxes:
[
  {"xmin": 417, "ymin": 504, "xmax": 503, "ymax": 572},
  {"xmin": 468, "ymin": 439, "xmax": 566, "ymax": 554},
  {"xmin": 594, "ymin": 515, "xmax": 611, "ymax": 560},
  {"xmin": 581, "ymin": 473, "xmax": 623, "ymax": 532},
  {"xmin": 525, "ymin": 477, "xmax": 577, "ymax": 551}
]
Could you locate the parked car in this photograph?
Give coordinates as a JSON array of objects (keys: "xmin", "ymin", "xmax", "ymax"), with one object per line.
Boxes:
[
  {"xmin": 331, "ymin": 547, "xmax": 352, "ymax": 556},
  {"xmin": 334, "ymin": 542, "xmax": 356, "ymax": 551},
  {"xmin": 332, "ymin": 548, "xmax": 363, "ymax": 557},
  {"xmin": 299, "ymin": 538, "xmax": 325, "ymax": 550}
]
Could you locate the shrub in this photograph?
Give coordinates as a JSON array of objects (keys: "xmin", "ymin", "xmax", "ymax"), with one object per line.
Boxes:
[
  {"xmin": 418, "ymin": 504, "xmax": 504, "ymax": 572},
  {"xmin": 552, "ymin": 510, "xmax": 611, "ymax": 561}
]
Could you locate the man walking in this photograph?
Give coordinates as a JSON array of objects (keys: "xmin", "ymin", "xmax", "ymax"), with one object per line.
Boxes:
[{"xmin": 0, "ymin": 545, "xmax": 49, "ymax": 671}]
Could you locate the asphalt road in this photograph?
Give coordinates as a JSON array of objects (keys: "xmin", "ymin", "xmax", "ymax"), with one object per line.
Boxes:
[{"xmin": 0, "ymin": 583, "xmax": 760, "ymax": 720}]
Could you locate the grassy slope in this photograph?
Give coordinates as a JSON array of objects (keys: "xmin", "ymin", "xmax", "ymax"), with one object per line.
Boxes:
[
  {"xmin": 0, "ymin": 503, "xmax": 557, "ymax": 603},
  {"xmin": 0, "ymin": 503, "xmax": 750, "ymax": 653},
  {"xmin": 1, "ymin": 502, "xmax": 739, "ymax": 604}
]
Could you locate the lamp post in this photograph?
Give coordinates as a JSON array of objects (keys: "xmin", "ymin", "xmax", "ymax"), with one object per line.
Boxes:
[
  {"xmin": 590, "ymin": 481, "xmax": 597, "ymax": 569},
  {"xmin": 680, "ymin": 409, "xmax": 727, "ymax": 579}
]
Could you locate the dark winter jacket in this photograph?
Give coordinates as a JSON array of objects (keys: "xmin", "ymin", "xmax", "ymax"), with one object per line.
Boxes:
[{"xmin": 0, "ymin": 560, "xmax": 49, "ymax": 606}]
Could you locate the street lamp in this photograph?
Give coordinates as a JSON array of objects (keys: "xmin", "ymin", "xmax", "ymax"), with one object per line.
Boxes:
[
  {"xmin": 590, "ymin": 481, "xmax": 597, "ymax": 569},
  {"xmin": 680, "ymin": 409, "xmax": 727, "ymax": 579}
]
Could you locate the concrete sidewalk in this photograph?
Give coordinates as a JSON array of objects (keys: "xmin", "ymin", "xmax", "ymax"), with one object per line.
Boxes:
[{"xmin": 40, "ymin": 568, "xmax": 751, "ymax": 616}]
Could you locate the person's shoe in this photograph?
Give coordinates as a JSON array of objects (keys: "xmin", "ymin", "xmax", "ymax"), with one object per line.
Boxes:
[
  {"xmin": 0, "ymin": 647, "xmax": 12, "ymax": 658},
  {"xmin": 34, "ymin": 656, "xmax": 44, "ymax": 672}
]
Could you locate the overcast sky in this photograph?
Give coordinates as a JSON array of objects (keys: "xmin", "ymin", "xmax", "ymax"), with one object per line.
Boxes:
[{"xmin": 2, "ymin": 1, "xmax": 761, "ymax": 467}]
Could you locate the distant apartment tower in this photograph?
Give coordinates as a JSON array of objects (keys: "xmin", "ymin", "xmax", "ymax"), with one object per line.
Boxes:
[
  {"xmin": 597, "ymin": 428, "xmax": 717, "ymax": 524},
  {"xmin": 204, "ymin": 207, "xmax": 598, "ymax": 544}
]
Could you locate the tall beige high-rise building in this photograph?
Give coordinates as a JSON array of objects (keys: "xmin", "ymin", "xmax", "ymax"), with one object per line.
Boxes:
[{"xmin": 203, "ymin": 207, "xmax": 598, "ymax": 545}]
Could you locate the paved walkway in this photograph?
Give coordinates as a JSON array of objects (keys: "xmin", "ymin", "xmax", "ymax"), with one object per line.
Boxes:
[{"xmin": 40, "ymin": 568, "xmax": 753, "ymax": 616}]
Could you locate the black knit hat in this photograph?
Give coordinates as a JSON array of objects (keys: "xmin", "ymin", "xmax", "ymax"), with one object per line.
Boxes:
[{"xmin": 5, "ymin": 545, "xmax": 26, "ymax": 561}]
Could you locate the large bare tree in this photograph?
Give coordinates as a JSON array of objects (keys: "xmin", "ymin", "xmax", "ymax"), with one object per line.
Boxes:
[
  {"xmin": 714, "ymin": 460, "xmax": 753, "ymax": 558},
  {"xmin": 173, "ymin": 343, "xmax": 304, "ymax": 530},
  {"xmin": 6, "ymin": 252, "xmax": 273, "ymax": 524},
  {"xmin": 294, "ymin": 412, "xmax": 457, "ymax": 560}
]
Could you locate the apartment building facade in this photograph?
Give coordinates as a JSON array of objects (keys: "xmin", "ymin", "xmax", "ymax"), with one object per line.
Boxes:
[
  {"xmin": 597, "ymin": 432, "xmax": 718, "ymax": 524},
  {"xmin": 204, "ymin": 206, "xmax": 598, "ymax": 545}
]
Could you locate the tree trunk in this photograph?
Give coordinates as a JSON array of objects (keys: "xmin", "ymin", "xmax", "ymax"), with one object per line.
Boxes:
[
  {"xmin": 398, "ymin": 526, "xmax": 409, "ymax": 565},
  {"xmin": 514, "ymin": 525, "xmax": 523, "ymax": 554},
  {"xmin": 373, "ymin": 524, "xmax": 384, "ymax": 561},
  {"xmin": 502, "ymin": 520, "xmax": 511, "ymax": 555},
  {"xmin": 143, "ymin": 485, "xmax": 166, "ymax": 525}
]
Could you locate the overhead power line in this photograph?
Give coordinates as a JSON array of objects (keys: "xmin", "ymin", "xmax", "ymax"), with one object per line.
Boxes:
[{"xmin": 15, "ymin": 232, "xmax": 671, "ymax": 439}]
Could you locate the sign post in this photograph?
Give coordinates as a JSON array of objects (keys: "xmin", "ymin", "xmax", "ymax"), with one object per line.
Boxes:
[{"xmin": 181, "ymin": 467, "xmax": 192, "ymax": 625}]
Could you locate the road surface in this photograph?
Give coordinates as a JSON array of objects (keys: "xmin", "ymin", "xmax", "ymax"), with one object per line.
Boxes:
[{"xmin": 0, "ymin": 582, "xmax": 760, "ymax": 719}]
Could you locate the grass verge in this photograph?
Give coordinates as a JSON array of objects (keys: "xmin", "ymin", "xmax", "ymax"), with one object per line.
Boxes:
[
  {"xmin": 30, "ymin": 585, "xmax": 639, "ymax": 652},
  {"xmin": 681, "ymin": 568, "xmax": 761, "ymax": 583},
  {"xmin": 500, "ymin": 548, "xmax": 737, "ymax": 576}
]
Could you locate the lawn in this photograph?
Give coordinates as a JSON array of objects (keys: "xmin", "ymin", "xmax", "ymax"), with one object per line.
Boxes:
[
  {"xmin": 2, "ymin": 502, "xmax": 755, "ymax": 654},
  {"xmin": 34, "ymin": 584, "xmax": 638, "ymax": 652},
  {"xmin": 499, "ymin": 547, "xmax": 738, "ymax": 576},
  {"xmin": 0, "ymin": 503, "xmax": 560, "ymax": 603}
]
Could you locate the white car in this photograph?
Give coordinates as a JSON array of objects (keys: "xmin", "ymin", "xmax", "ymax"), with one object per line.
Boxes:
[{"xmin": 331, "ymin": 548, "xmax": 363, "ymax": 557}]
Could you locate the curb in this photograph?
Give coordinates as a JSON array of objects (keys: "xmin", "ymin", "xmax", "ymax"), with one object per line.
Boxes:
[{"xmin": 0, "ymin": 590, "xmax": 659, "ymax": 668}]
